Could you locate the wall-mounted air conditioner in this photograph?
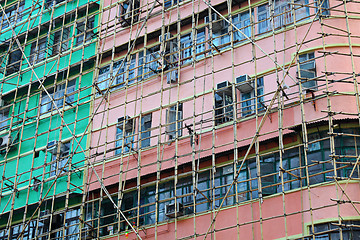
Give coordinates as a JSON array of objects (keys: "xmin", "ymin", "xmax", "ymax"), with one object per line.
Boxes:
[
  {"xmin": 216, "ymin": 81, "xmax": 232, "ymax": 93},
  {"xmin": 0, "ymin": 135, "xmax": 12, "ymax": 149},
  {"xmin": 205, "ymin": 13, "xmax": 226, "ymax": 32},
  {"xmin": 47, "ymin": 140, "xmax": 66, "ymax": 154},
  {"xmin": 236, "ymin": 75, "xmax": 254, "ymax": 93},
  {"xmin": 165, "ymin": 202, "xmax": 184, "ymax": 218},
  {"xmin": 118, "ymin": 116, "xmax": 133, "ymax": 131},
  {"xmin": 166, "ymin": 70, "xmax": 178, "ymax": 84}
]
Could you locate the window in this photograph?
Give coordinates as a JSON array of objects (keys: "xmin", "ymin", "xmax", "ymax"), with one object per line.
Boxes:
[
  {"xmin": 143, "ymin": 45, "xmax": 161, "ymax": 78},
  {"xmin": 52, "ymin": 27, "xmax": 70, "ymax": 55},
  {"xmin": 50, "ymin": 142, "xmax": 71, "ymax": 177},
  {"xmin": 97, "ymin": 54, "xmax": 141, "ymax": 93},
  {"xmin": 180, "ymin": 33, "xmax": 192, "ymax": 64},
  {"xmin": 232, "ymin": 11, "xmax": 251, "ymax": 42},
  {"xmin": 294, "ymin": 0, "xmax": 310, "ymax": 21},
  {"xmin": 215, "ymin": 84, "xmax": 234, "ymax": 125},
  {"xmin": 212, "ymin": 22, "xmax": 230, "ymax": 49},
  {"xmin": 298, "ymin": 52, "xmax": 317, "ymax": 90},
  {"xmin": 45, "ymin": 0, "xmax": 66, "ymax": 8},
  {"xmin": 119, "ymin": 0, "xmax": 140, "ymax": 27},
  {"xmin": 158, "ymin": 177, "xmax": 193, "ymax": 221},
  {"xmin": 195, "ymin": 28, "xmax": 206, "ymax": 59},
  {"xmin": 302, "ymin": 221, "xmax": 360, "ymax": 240},
  {"xmin": 166, "ymin": 103, "xmax": 183, "ymax": 140},
  {"xmin": 273, "ymin": 0, "xmax": 309, "ymax": 29},
  {"xmin": 6, "ymin": 47, "xmax": 22, "ymax": 76},
  {"xmin": 241, "ymin": 77, "xmax": 264, "ymax": 117},
  {"xmin": 140, "ymin": 114, "xmax": 152, "ymax": 148},
  {"xmin": 214, "ymin": 165, "xmax": 235, "ymax": 207},
  {"xmin": 40, "ymin": 80, "xmax": 76, "ymax": 114},
  {"xmin": 85, "ymin": 196, "xmax": 123, "ymax": 237},
  {"xmin": 36, "ymin": 208, "xmax": 80, "ymax": 239},
  {"xmin": 0, "ymin": 220, "xmax": 38, "ymax": 240},
  {"xmin": 274, "ymin": 0, "xmax": 293, "ymax": 28},
  {"xmin": 257, "ymin": 4, "xmax": 269, "ymax": 34},
  {"xmin": 180, "ymin": 28, "xmax": 206, "ymax": 64},
  {"xmin": 0, "ymin": 108, "xmax": 9, "ymax": 130},
  {"xmin": 99, "ymin": 197, "xmax": 118, "ymax": 236},
  {"xmin": 75, "ymin": 17, "xmax": 96, "ymax": 46},
  {"xmin": 315, "ymin": 0, "xmax": 330, "ymax": 17},
  {"xmin": 164, "ymin": 0, "xmax": 182, "ymax": 8},
  {"xmin": 29, "ymin": 37, "xmax": 48, "ymax": 65},
  {"xmin": 115, "ymin": 117, "xmax": 135, "ymax": 155},
  {"xmin": 0, "ymin": 1, "xmax": 25, "ymax": 30}
]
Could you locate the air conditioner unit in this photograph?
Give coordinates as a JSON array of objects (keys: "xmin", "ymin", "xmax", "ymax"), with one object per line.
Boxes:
[
  {"xmin": 118, "ymin": 116, "xmax": 133, "ymax": 131},
  {"xmin": 159, "ymin": 32, "xmax": 173, "ymax": 43},
  {"xmin": 205, "ymin": 13, "xmax": 226, "ymax": 32},
  {"xmin": 216, "ymin": 81, "xmax": 232, "ymax": 93},
  {"xmin": 236, "ymin": 75, "xmax": 254, "ymax": 93},
  {"xmin": 47, "ymin": 140, "xmax": 66, "ymax": 154},
  {"xmin": 165, "ymin": 202, "xmax": 184, "ymax": 218},
  {"xmin": 166, "ymin": 70, "xmax": 178, "ymax": 84},
  {"xmin": 0, "ymin": 135, "xmax": 12, "ymax": 149}
]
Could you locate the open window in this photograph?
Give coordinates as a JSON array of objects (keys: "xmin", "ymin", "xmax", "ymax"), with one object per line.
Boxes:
[
  {"xmin": 239, "ymin": 76, "xmax": 264, "ymax": 117},
  {"xmin": 75, "ymin": 17, "xmax": 96, "ymax": 46},
  {"xmin": 143, "ymin": 45, "xmax": 161, "ymax": 77},
  {"xmin": 298, "ymin": 52, "xmax": 317, "ymax": 91},
  {"xmin": 40, "ymin": 79, "xmax": 76, "ymax": 114},
  {"xmin": 0, "ymin": 105, "xmax": 9, "ymax": 130},
  {"xmin": 29, "ymin": 37, "xmax": 48, "ymax": 65},
  {"xmin": 115, "ymin": 116, "xmax": 135, "ymax": 154},
  {"xmin": 166, "ymin": 103, "xmax": 183, "ymax": 140},
  {"xmin": 52, "ymin": 27, "xmax": 70, "ymax": 55},
  {"xmin": 232, "ymin": 11, "xmax": 250, "ymax": 42},
  {"xmin": 119, "ymin": 0, "xmax": 140, "ymax": 27},
  {"xmin": 215, "ymin": 81, "xmax": 234, "ymax": 125},
  {"xmin": 49, "ymin": 141, "xmax": 71, "ymax": 177},
  {"xmin": 205, "ymin": 13, "xmax": 230, "ymax": 50},
  {"xmin": 6, "ymin": 46, "xmax": 22, "ymax": 76}
]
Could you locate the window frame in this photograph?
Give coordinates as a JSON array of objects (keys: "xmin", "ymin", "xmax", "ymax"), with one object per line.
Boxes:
[
  {"xmin": 0, "ymin": 1, "xmax": 25, "ymax": 30},
  {"xmin": 140, "ymin": 113, "xmax": 152, "ymax": 148},
  {"xmin": 214, "ymin": 86, "xmax": 234, "ymax": 125},
  {"xmin": 115, "ymin": 117, "xmax": 135, "ymax": 155},
  {"xmin": 29, "ymin": 37, "xmax": 48, "ymax": 65},
  {"xmin": 40, "ymin": 79, "xmax": 76, "ymax": 114},
  {"xmin": 298, "ymin": 52, "xmax": 317, "ymax": 90},
  {"xmin": 75, "ymin": 16, "xmax": 96, "ymax": 46},
  {"xmin": 119, "ymin": 0, "xmax": 140, "ymax": 27},
  {"xmin": 240, "ymin": 77, "xmax": 264, "ymax": 117},
  {"xmin": 166, "ymin": 103, "xmax": 183, "ymax": 140},
  {"xmin": 50, "ymin": 141, "xmax": 71, "ymax": 177}
]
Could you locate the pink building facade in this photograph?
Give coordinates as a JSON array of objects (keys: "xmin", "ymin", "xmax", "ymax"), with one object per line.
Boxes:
[{"xmin": 84, "ymin": 0, "xmax": 360, "ymax": 238}]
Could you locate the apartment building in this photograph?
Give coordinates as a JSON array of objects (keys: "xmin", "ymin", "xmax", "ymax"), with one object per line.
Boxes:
[{"xmin": 1, "ymin": 0, "xmax": 360, "ymax": 239}]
